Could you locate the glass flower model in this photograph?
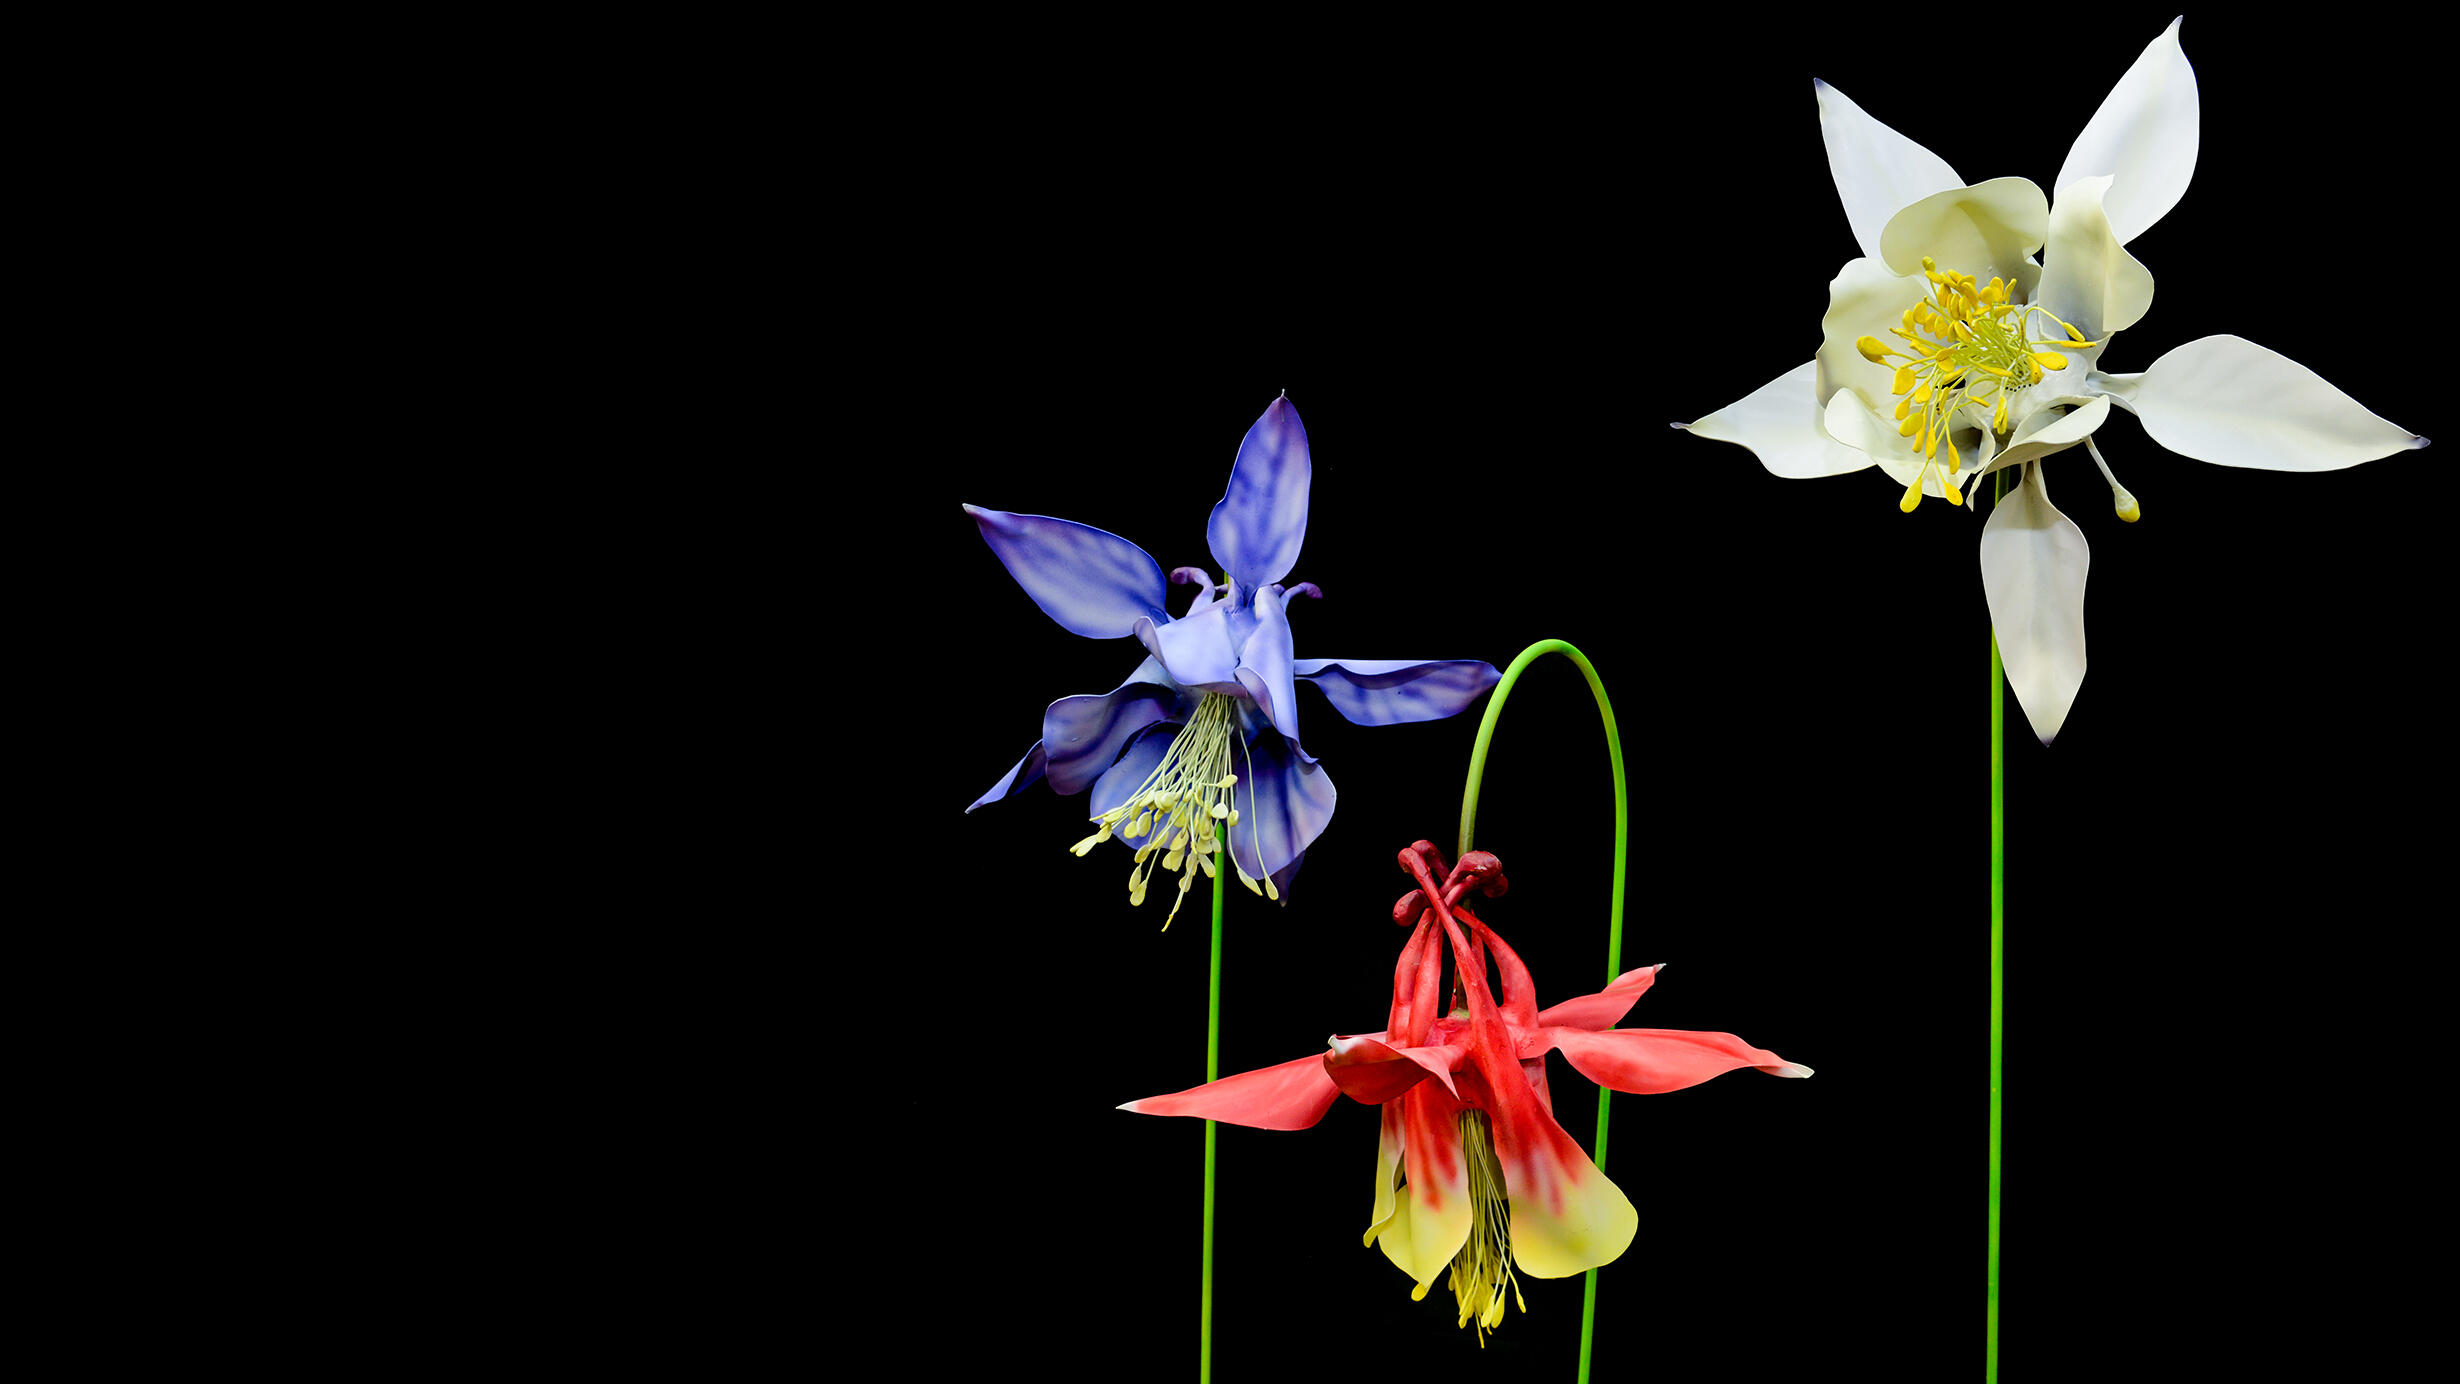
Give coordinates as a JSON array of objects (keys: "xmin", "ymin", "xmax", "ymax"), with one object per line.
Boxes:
[
  {"xmin": 964, "ymin": 396, "xmax": 1500, "ymax": 921},
  {"xmin": 1124, "ymin": 843, "xmax": 1809, "ymax": 1339},
  {"xmin": 1680, "ymin": 19, "xmax": 2426, "ymax": 742}
]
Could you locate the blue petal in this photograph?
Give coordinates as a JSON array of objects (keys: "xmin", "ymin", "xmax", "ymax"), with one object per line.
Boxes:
[
  {"xmin": 1233, "ymin": 587, "xmax": 1309, "ymax": 764},
  {"xmin": 1222, "ymin": 722, "xmax": 1335, "ymax": 886},
  {"xmin": 1290, "ymin": 657, "xmax": 1502, "ymax": 726},
  {"xmin": 1205, "ymin": 396, "xmax": 1311, "ymax": 592},
  {"xmin": 1132, "ymin": 599, "xmax": 1257, "ymax": 693},
  {"xmin": 964, "ymin": 505, "xmax": 1169, "ymax": 639},
  {"xmin": 1042, "ymin": 657, "xmax": 1197, "ymax": 796},
  {"xmin": 966, "ymin": 740, "xmax": 1047, "ymax": 813},
  {"xmin": 1090, "ymin": 722, "xmax": 1180, "ymax": 849}
]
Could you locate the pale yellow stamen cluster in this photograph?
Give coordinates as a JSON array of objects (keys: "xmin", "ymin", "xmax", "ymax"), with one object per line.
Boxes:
[
  {"xmin": 1425, "ymin": 1108, "xmax": 1526, "ymax": 1345},
  {"xmin": 1855, "ymin": 256, "xmax": 2100, "ymax": 512},
  {"xmin": 1069, "ymin": 691, "xmax": 1276, "ymax": 926}
]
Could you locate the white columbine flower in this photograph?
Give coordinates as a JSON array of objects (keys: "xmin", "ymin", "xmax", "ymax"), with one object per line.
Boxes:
[{"xmin": 1679, "ymin": 18, "xmax": 2427, "ymax": 744}]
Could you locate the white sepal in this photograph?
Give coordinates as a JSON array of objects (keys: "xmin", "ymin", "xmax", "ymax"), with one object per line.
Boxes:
[
  {"xmin": 1815, "ymin": 80, "xmax": 1962, "ymax": 266},
  {"xmin": 1679, "ymin": 361, "xmax": 1875, "ymax": 478},
  {"xmin": 1980, "ymin": 461, "xmax": 2090, "ymax": 745},
  {"xmin": 2055, "ymin": 17, "xmax": 2200, "ymax": 246},
  {"xmin": 2133, "ymin": 335, "xmax": 2428, "ymax": 471}
]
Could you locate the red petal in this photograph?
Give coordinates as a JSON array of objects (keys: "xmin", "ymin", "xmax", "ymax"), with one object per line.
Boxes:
[
  {"xmin": 1325, "ymin": 1033, "xmax": 1464, "ymax": 1104},
  {"xmin": 1545, "ymin": 1025, "xmax": 1813, "ymax": 1095},
  {"xmin": 1118, "ymin": 1050, "xmax": 1343, "ymax": 1130},
  {"xmin": 1532, "ymin": 963, "xmax": 1664, "ymax": 1032}
]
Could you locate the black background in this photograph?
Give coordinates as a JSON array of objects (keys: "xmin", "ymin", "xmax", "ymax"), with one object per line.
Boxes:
[{"xmin": 863, "ymin": 15, "xmax": 2436, "ymax": 1380}]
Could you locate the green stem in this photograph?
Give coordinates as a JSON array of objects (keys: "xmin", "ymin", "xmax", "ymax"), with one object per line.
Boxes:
[
  {"xmin": 1988, "ymin": 469, "xmax": 2006, "ymax": 1384},
  {"xmin": 1201, "ymin": 820, "xmax": 1226, "ymax": 1384},
  {"xmin": 1455, "ymin": 639, "xmax": 1626, "ymax": 1384}
]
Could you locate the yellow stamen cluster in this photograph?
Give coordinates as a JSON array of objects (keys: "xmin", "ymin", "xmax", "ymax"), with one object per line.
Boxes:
[
  {"xmin": 1855, "ymin": 256, "xmax": 2100, "ymax": 513},
  {"xmin": 1430, "ymin": 1109, "xmax": 1526, "ymax": 1345},
  {"xmin": 1069, "ymin": 691, "xmax": 1275, "ymax": 926}
]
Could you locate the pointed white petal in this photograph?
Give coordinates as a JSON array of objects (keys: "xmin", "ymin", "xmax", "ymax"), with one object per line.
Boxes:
[
  {"xmin": 1679, "ymin": 361, "xmax": 1873, "ymax": 478},
  {"xmin": 1878, "ymin": 177, "xmax": 2049, "ymax": 283},
  {"xmin": 1980, "ymin": 462, "xmax": 2090, "ymax": 745},
  {"xmin": 1976, "ymin": 395, "xmax": 2113, "ymax": 485},
  {"xmin": 2036, "ymin": 176, "xmax": 2155, "ymax": 344},
  {"xmin": 2056, "ymin": 17, "xmax": 2200, "ymax": 246},
  {"xmin": 1815, "ymin": 80, "xmax": 1962, "ymax": 263},
  {"xmin": 2133, "ymin": 335, "xmax": 2428, "ymax": 471}
]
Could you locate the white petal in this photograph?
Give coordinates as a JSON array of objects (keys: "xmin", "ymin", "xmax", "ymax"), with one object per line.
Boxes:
[
  {"xmin": 2036, "ymin": 176, "xmax": 2154, "ymax": 344},
  {"xmin": 1679, "ymin": 361, "xmax": 1873, "ymax": 478},
  {"xmin": 1820, "ymin": 389, "xmax": 1917, "ymax": 469},
  {"xmin": 1976, "ymin": 395, "xmax": 2113, "ymax": 485},
  {"xmin": 1878, "ymin": 177, "xmax": 2049, "ymax": 283},
  {"xmin": 2055, "ymin": 17, "xmax": 2199, "ymax": 246},
  {"xmin": 1815, "ymin": 80, "xmax": 1962, "ymax": 264},
  {"xmin": 1980, "ymin": 462, "xmax": 2090, "ymax": 745},
  {"xmin": 1814, "ymin": 257, "xmax": 1928, "ymax": 413},
  {"xmin": 2133, "ymin": 335, "xmax": 2428, "ymax": 471}
]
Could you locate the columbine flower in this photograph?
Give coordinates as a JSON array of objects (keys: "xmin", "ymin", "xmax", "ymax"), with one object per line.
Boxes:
[
  {"xmin": 964, "ymin": 396, "xmax": 1500, "ymax": 921},
  {"xmin": 1680, "ymin": 19, "xmax": 2427, "ymax": 743},
  {"xmin": 1122, "ymin": 843, "xmax": 1808, "ymax": 1340}
]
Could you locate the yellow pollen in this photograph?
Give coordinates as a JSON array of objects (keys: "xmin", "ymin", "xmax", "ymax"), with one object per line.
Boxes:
[
  {"xmin": 1856, "ymin": 335, "xmax": 1892, "ymax": 363},
  {"xmin": 2034, "ymin": 351, "xmax": 2069, "ymax": 371}
]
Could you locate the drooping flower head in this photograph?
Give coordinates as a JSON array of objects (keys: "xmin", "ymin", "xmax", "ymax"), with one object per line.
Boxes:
[
  {"xmin": 1123, "ymin": 842, "xmax": 1810, "ymax": 1338},
  {"xmin": 1681, "ymin": 20, "xmax": 2427, "ymax": 743},
  {"xmin": 964, "ymin": 397, "xmax": 1500, "ymax": 921}
]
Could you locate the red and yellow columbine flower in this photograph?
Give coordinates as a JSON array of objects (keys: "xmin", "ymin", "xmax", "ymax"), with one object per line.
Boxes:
[{"xmin": 1121, "ymin": 842, "xmax": 1809, "ymax": 1341}]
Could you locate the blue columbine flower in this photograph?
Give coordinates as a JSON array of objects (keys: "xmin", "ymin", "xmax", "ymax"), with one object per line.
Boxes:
[{"xmin": 964, "ymin": 394, "xmax": 1499, "ymax": 923}]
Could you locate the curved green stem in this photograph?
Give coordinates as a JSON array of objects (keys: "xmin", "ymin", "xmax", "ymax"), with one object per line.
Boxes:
[
  {"xmin": 1455, "ymin": 639, "xmax": 1625, "ymax": 1384},
  {"xmin": 1988, "ymin": 474, "xmax": 2006, "ymax": 1382},
  {"xmin": 1200, "ymin": 820, "xmax": 1226, "ymax": 1384}
]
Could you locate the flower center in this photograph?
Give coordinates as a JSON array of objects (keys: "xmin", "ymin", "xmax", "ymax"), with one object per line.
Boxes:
[
  {"xmin": 1436, "ymin": 1108, "xmax": 1525, "ymax": 1345},
  {"xmin": 1856, "ymin": 256, "xmax": 2099, "ymax": 512},
  {"xmin": 1068, "ymin": 691, "xmax": 1276, "ymax": 925}
]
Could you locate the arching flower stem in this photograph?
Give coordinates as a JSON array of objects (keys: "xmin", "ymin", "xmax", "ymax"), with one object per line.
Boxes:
[{"xmin": 1452, "ymin": 638, "xmax": 1628, "ymax": 1384}]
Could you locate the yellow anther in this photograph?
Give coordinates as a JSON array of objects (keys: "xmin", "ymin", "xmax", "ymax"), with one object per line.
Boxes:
[
  {"xmin": 1942, "ymin": 477, "xmax": 1964, "ymax": 506},
  {"xmin": 2033, "ymin": 352, "xmax": 2069, "ymax": 371},
  {"xmin": 2114, "ymin": 489, "xmax": 2141, "ymax": 523},
  {"xmin": 1921, "ymin": 255, "xmax": 1937, "ymax": 270},
  {"xmin": 1210, "ymin": 801, "xmax": 1230, "ymax": 819},
  {"xmin": 1215, "ymin": 773, "xmax": 1238, "ymax": 788},
  {"xmin": 1900, "ymin": 478, "xmax": 1923, "ymax": 512},
  {"xmin": 1993, "ymin": 392, "xmax": 2008, "ymax": 430},
  {"xmin": 1856, "ymin": 335, "xmax": 1891, "ymax": 363},
  {"xmin": 1070, "ymin": 825, "xmax": 1114, "ymax": 856},
  {"xmin": 1895, "ymin": 397, "xmax": 1913, "ymax": 421},
  {"xmin": 1914, "ymin": 382, "xmax": 1932, "ymax": 403},
  {"xmin": 1951, "ymin": 320, "xmax": 1974, "ymax": 342},
  {"xmin": 1898, "ymin": 411, "xmax": 1921, "ymax": 437},
  {"xmin": 1892, "ymin": 365, "xmax": 1918, "ymax": 393}
]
